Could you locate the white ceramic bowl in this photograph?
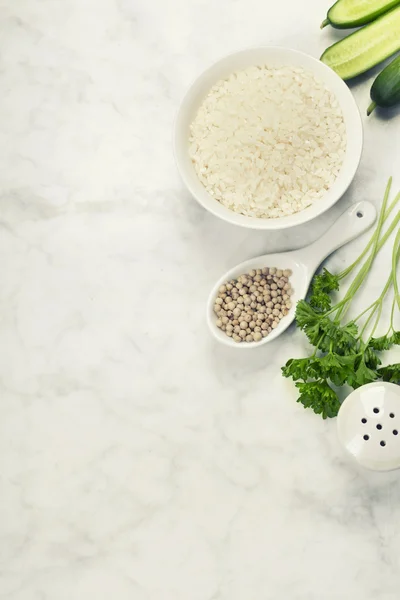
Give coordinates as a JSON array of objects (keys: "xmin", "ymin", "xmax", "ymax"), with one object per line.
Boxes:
[{"xmin": 174, "ymin": 46, "xmax": 363, "ymax": 230}]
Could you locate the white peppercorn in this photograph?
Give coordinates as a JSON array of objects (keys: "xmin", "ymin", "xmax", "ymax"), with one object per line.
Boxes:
[{"xmin": 213, "ymin": 267, "xmax": 293, "ymax": 343}]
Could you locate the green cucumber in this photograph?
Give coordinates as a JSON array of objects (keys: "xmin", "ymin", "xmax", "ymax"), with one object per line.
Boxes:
[
  {"xmin": 368, "ymin": 54, "xmax": 400, "ymax": 114},
  {"xmin": 321, "ymin": 0, "xmax": 400, "ymax": 29},
  {"xmin": 320, "ymin": 5, "xmax": 400, "ymax": 79}
]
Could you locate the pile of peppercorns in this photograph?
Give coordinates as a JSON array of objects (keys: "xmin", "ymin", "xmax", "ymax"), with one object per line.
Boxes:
[{"xmin": 213, "ymin": 267, "xmax": 293, "ymax": 343}]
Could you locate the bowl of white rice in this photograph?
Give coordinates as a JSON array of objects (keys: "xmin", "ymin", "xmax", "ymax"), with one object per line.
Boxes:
[{"xmin": 174, "ymin": 47, "xmax": 362, "ymax": 230}]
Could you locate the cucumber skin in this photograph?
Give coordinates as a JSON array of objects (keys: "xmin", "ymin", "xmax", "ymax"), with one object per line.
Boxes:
[
  {"xmin": 370, "ymin": 55, "xmax": 400, "ymax": 107},
  {"xmin": 320, "ymin": 5, "xmax": 400, "ymax": 79},
  {"xmin": 326, "ymin": 0, "xmax": 400, "ymax": 29}
]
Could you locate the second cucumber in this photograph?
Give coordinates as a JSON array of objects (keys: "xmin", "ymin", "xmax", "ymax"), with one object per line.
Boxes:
[
  {"xmin": 321, "ymin": 5, "xmax": 400, "ymax": 79},
  {"xmin": 368, "ymin": 55, "xmax": 400, "ymax": 115},
  {"xmin": 321, "ymin": 0, "xmax": 400, "ymax": 29}
]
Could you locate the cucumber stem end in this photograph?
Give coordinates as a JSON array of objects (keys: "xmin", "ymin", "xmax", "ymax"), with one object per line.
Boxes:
[
  {"xmin": 320, "ymin": 18, "xmax": 330, "ymax": 29},
  {"xmin": 367, "ymin": 101, "xmax": 377, "ymax": 116}
]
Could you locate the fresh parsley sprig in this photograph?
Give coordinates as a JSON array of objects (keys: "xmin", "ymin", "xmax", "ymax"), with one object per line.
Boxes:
[{"xmin": 282, "ymin": 178, "xmax": 400, "ymax": 419}]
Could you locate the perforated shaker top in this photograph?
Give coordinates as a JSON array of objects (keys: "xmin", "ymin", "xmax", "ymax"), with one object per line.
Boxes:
[{"xmin": 337, "ymin": 382, "xmax": 400, "ymax": 471}]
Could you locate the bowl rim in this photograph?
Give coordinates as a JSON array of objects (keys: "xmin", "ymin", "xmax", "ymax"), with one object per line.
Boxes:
[{"xmin": 173, "ymin": 45, "xmax": 363, "ymax": 230}]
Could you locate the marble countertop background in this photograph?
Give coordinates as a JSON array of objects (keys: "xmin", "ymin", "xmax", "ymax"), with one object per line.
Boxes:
[{"xmin": 1, "ymin": 1, "xmax": 400, "ymax": 598}]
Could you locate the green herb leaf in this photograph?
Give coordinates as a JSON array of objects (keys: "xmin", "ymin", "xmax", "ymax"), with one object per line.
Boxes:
[
  {"xmin": 369, "ymin": 335, "xmax": 393, "ymax": 351},
  {"xmin": 318, "ymin": 353, "xmax": 357, "ymax": 386},
  {"xmin": 295, "ymin": 380, "xmax": 341, "ymax": 419},
  {"xmin": 311, "ymin": 269, "xmax": 340, "ymax": 295},
  {"xmin": 378, "ymin": 363, "xmax": 400, "ymax": 383},
  {"xmin": 309, "ymin": 269, "xmax": 340, "ymax": 312},
  {"xmin": 364, "ymin": 347, "xmax": 382, "ymax": 370},
  {"xmin": 282, "ymin": 357, "xmax": 320, "ymax": 381},
  {"xmin": 353, "ymin": 358, "xmax": 379, "ymax": 388},
  {"xmin": 318, "ymin": 319, "xmax": 359, "ymax": 354},
  {"xmin": 369, "ymin": 331, "xmax": 400, "ymax": 351},
  {"xmin": 295, "ymin": 301, "xmax": 325, "ymax": 346}
]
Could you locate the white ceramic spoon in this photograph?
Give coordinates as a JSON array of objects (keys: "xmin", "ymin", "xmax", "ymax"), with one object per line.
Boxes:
[{"xmin": 207, "ymin": 201, "xmax": 377, "ymax": 349}]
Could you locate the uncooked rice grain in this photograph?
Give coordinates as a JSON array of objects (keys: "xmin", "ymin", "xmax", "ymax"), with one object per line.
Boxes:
[{"xmin": 189, "ymin": 65, "xmax": 346, "ymax": 219}]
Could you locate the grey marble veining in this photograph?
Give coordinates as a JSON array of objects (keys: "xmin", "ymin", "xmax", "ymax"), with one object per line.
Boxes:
[{"xmin": 1, "ymin": 1, "xmax": 400, "ymax": 599}]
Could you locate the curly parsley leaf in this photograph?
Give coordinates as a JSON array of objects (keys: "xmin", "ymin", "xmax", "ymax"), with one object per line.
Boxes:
[
  {"xmin": 364, "ymin": 347, "xmax": 382, "ymax": 370},
  {"xmin": 318, "ymin": 320, "xmax": 359, "ymax": 354},
  {"xmin": 318, "ymin": 353, "xmax": 357, "ymax": 387},
  {"xmin": 309, "ymin": 269, "xmax": 340, "ymax": 312},
  {"xmin": 295, "ymin": 380, "xmax": 341, "ymax": 419},
  {"xmin": 353, "ymin": 357, "xmax": 379, "ymax": 388},
  {"xmin": 282, "ymin": 357, "xmax": 320, "ymax": 381},
  {"xmin": 378, "ymin": 363, "xmax": 400, "ymax": 383},
  {"xmin": 369, "ymin": 331, "xmax": 400, "ymax": 351},
  {"xmin": 295, "ymin": 301, "xmax": 325, "ymax": 346}
]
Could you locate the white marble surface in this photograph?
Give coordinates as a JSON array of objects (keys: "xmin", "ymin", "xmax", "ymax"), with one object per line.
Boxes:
[{"xmin": 1, "ymin": 1, "xmax": 400, "ymax": 598}]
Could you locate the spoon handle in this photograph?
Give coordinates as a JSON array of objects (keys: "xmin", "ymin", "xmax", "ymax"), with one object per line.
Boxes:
[{"xmin": 298, "ymin": 201, "xmax": 377, "ymax": 271}]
